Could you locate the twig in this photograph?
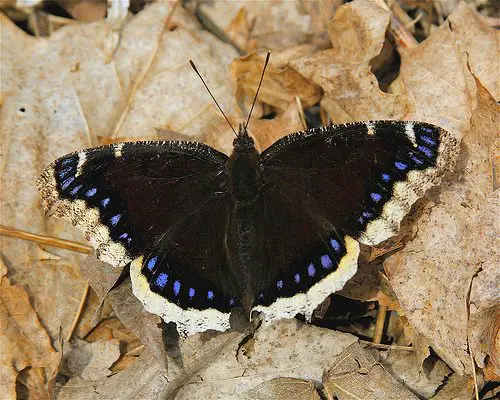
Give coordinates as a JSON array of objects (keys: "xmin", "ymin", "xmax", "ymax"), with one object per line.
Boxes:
[
  {"xmin": 360, "ymin": 340, "xmax": 414, "ymax": 351},
  {"xmin": 373, "ymin": 305, "xmax": 388, "ymax": 344},
  {"xmin": 469, "ymin": 342, "xmax": 480, "ymax": 400},
  {"xmin": 0, "ymin": 225, "xmax": 92, "ymax": 254},
  {"xmin": 295, "ymin": 96, "xmax": 307, "ymax": 129},
  {"xmin": 67, "ymin": 282, "xmax": 90, "ymax": 341}
]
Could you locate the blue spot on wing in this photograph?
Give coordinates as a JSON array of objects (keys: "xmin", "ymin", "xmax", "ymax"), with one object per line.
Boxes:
[
  {"xmin": 119, "ymin": 233, "xmax": 128, "ymax": 239},
  {"xmin": 147, "ymin": 256, "xmax": 157, "ymax": 271},
  {"xmin": 110, "ymin": 214, "xmax": 121, "ymax": 226},
  {"xmin": 188, "ymin": 288, "xmax": 195, "ymax": 298},
  {"xmin": 418, "ymin": 145, "xmax": 433, "ymax": 158},
  {"xmin": 371, "ymin": 192, "xmax": 382, "ymax": 202},
  {"xmin": 330, "ymin": 239, "xmax": 341, "ymax": 253},
  {"xmin": 411, "ymin": 155, "xmax": 423, "ymax": 165},
  {"xmin": 61, "ymin": 158, "xmax": 73, "ymax": 166},
  {"xmin": 58, "ymin": 166, "xmax": 73, "ymax": 179},
  {"xmin": 156, "ymin": 273, "xmax": 168, "ymax": 288},
  {"xmin": 294, "ymin": 273, "xmax": 300, "ymax": 283},
  {"xmin": 85, "ymin": 188, "xmax": 97, "ymax": 197},
  {"xmin": 70, "ymin": 184, "xmax": 82, "ymax": 195},
  {"xmin": 61, "ymin": 176, "xmax": 75, "ymax": 190},
  {"xmin": 420, "ymin": 135, "xmax": 436, "ymax": 146},
  {"xmin": 276, "ymin": 280, "xmax": 283, "ymax": 289},
  {"xmin": 362, "ymin": 211, "xmax": 373, "ymax": 218},
  {"xmin": 321, "ymin": 255, "xmax": 332, "ymax": 269},
  {"xmin": 173, "ymin": 280, "xmax": 181, "ymax": 296},
  {"xmin": 381, "ymin": 173, "xmax": 390, "ymax": 182},
  {"xmin": 101, "ymin": 198, "xmax": 110, "ymax": 208},
  {"xmin": 207, "ymin": 291, "xmax": 214, "ymax": 300},
  {"xmin": 395, "ymin": 161, "xmax": 407, "ymax": 170},
  {"xmin": 307, "ymin": 263, "xmax": 316, "ymax": 277}
]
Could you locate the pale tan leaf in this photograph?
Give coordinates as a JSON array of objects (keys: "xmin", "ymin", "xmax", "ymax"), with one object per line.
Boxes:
[
  {"xmin": 243, "ymin": 377, "xmax": 321, "ymax": 400},
  {"xmin": 322, "ymin": 342, "xmax": 419, "ymax": 399},
  {"xmin": 290, "ymin": 0, "xmax": 408, "ymax": 123}
]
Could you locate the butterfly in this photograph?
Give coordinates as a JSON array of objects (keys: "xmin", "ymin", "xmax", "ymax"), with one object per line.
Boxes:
[
  {"xmin": 36, "ymin": 54, "xmax": 458, "ymax": 336},
  {"xmin": 36, "ymin": 116, "xmax": 458, "ymax": 336}
]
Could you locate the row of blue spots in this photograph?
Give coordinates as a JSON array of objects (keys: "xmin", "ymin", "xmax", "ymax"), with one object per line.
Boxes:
[
  {"xmin": 274, "ymin": 238, "xmax": 342, "ymax": 291},
  {"xmin": 148, "ymin": 256, "xmax": 215, "ymax": 301}
]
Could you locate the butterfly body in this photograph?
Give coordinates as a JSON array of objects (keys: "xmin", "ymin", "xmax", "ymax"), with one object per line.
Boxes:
[{"xmin": 37, "ymin": 120, "xmax": 458, "ymax": 336}]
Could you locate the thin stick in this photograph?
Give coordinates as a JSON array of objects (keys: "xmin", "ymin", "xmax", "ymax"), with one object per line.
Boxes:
[
  {"xmin": 469, "ymin": 343, "xmax": 480, "ymax": 400},
  {"xmin": 360, "ymin": 340, "xmax": 414, "ymax": 351},
  {"xmin": 245, "ymin": 51, "xmax": 271, "ymax": 129},
  {"xmin": 373, "ymin": 305, "xmax": 388, "ymax": 344},
  {"xmin": 67, "ymin": 282, "xmax": 90, "ymax": 341},
  {"xmin": 189, "ymin": 60, "xmax": 237, "ymax": 136},
  {"xmin": 0, "ymin": 225, "xmax": 92, "ymax": 254}
]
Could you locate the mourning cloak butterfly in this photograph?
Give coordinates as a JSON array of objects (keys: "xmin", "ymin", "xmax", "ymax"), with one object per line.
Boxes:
[{"xmin": 36, "ymin": 117, "xmax": 458, "ymax": 336}]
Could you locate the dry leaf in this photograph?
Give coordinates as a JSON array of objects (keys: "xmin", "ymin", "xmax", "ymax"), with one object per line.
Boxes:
[
  {"xmin": 0, "ymin": 260, "xmax": 60, "ymax": 398},
  {"xmin": 173, "ymin": 320, "xmax": 358, "ymax": 399},
  {"xmin": 61, "ymin": 339, "xmax": 120, "ymax": 380},
  {"xmin": 232, "ymin": 51, "xmax": 322, "ymax": 114},
  {"xmin": 290, "ymin": 0, "xmax": 408, "ymax": 123},
  {"xmin": 106, "ymin": 280, "xmax": 168, "ymax": 366},
  {"xmin": 198, "ymin": 0, "xmax": 315, "ymax": 50},
  {"xmin": 243, "ymin": 377, "xmax": 321, "ymax": 400},
  {"xmin": 250, "ymin": 101, "xmax": 306, "ymax": 151},
  {"xmin": 322, "ymin": 342, "xmax": 419, "ymax": 399},
  {"xmin": 380, "ymin": 350, "xmax": 452, "ymax": 398}
]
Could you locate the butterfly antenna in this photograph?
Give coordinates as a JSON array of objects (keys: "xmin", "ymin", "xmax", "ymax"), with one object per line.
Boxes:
[
  {"xmin": 245, "ymin": 51, "xmax": 271, "ymax": 129},
  {"xmin": 189, "ymin": 60, "xmax": 237, "ymax": 137}
]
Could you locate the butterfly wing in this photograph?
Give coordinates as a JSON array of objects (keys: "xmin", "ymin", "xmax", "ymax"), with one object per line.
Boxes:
[
  {"xmin": 37, "ymin": 141, "xmax": 235, "ymax": 335},
  {"xmin": 253, "ymin": 121, "xmax": 458, "ymax": 322}
]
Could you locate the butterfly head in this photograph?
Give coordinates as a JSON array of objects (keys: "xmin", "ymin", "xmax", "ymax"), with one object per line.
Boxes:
[{"xmin": 233, "ymin": 124, "xmax": 255, "ymax": 151}]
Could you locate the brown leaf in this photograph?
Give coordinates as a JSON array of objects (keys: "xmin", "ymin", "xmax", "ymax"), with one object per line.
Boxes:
[
  {"xmin": 447, "ymin": 2, "xmax": 500, "ymax": 101},
  {"xmin": 232, "ymin": 51, "xmax": 322, "ymax": 114},
  {"xmin": 197, "ymin": 1, "xmax": 317, "ymax": 50},
  {"xmin": 291, "ymin": 0, "xmax": 408, "ymax": 123},
  {"xmin": 250, "ymin": 101, "xmax": 306, "ymax": 151},
  {"xmin": 380, "ymin": 350, "xmax": 452, "ymax": 398},
  {"xmin": 61, "ymin": 339, "xmax": 121, "ymax": 380},
  {"xmin": 106, "ymin": 280, "xmax": 168, "ymax": 366},
  {"xmin": 322, "ymin": 342, "xmax": 419, "ymax": 399},
  {"xmin": 0, "ymin": 260, "xmax": 60, "ymax": 398},
  {"xmin": 243, "ymin": 377, "xmax": 321, "ymax": 400}
]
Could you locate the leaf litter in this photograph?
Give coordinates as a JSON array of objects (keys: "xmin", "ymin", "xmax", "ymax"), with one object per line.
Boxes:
[{"xmin": 0, "ymin": 0, "xmax": 498, "ymax": 398}]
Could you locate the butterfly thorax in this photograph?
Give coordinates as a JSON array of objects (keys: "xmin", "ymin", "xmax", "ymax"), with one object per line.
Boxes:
[{"xmin": 228, "ymin": 125, "xmax": 262, "ymax": 205}]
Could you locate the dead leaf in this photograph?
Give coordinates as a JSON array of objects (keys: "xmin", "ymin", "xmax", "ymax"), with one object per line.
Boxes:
[
  {"xmin": 380, "ymin": 350, "xmax": 452, "ymax": 398},
  {"xmin": 61, "ymin": 339, "xmax": 120, "ymax": 380},
  {"xmin": 290, "ymin": 0, "xmax": 408, "ymax": 123},
  {"xmin": 232, "ymin": 51, "xmax": 322, "ymax": 114},
  {"xmin": 0, "ymin": 260, "xmax": 60, "ymax": 398},
  {"xmin": 198, "ymin": 1, "xmax": 316, "ymax": 50},
  {"xmin": 243, "ymin": 377, "xmax": 321, "ymax": 400},
  {"xmin": 106, "ymin": 280, "xmax": 168, "ymax": 366},
  {"xmin": 250, "ymin": 101, "xmax": 306, "ymax": 151},
  {"xmin": 322, "ymin": 342, "xmax": 419, "ymax": 399},
  {"xmin": 173, "ymin": 320, "xmax": 358, "ymax": 399}
]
